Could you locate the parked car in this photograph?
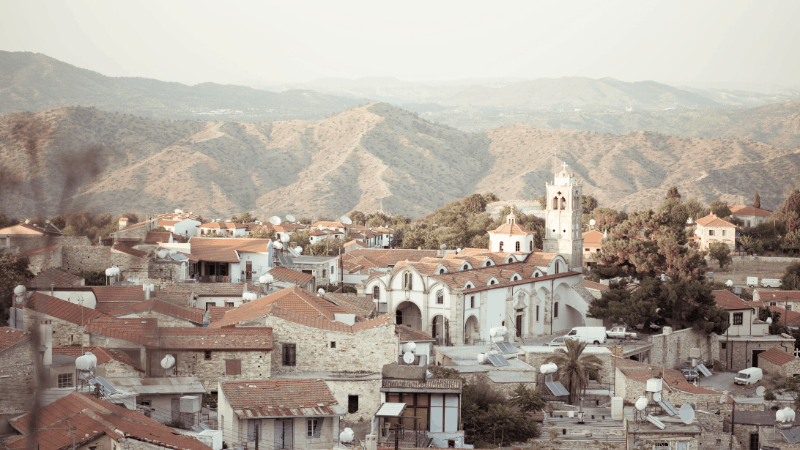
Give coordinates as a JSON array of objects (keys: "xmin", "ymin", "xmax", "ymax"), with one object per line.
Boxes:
[
  {"xmin": 566, "ymin": 327, "xmax": 607, "ymax": 345},
  {"xmin": 761, "ymin": 279, "xmax": 782, "ymax": 288},
  {"xmin": 734, "ymin": 367, "xmax": 763, "ymax": 385},
  {"xmin": 607, "ymin": 327, "xmax": 638, "ymax": 340},
  {"xmin": 544, "ymin": 336, "xmax": 570, "ymax": 347}
]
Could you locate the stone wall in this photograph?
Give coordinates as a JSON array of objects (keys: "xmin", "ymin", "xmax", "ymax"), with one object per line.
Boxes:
[
  {"xmin": 26, "ymin": 245, "xmax": 62, "ymax": 275},
  {"xmin": 9, "ymin": 235, "xmax": 92, "ymax": 255},
  {"xmin": 23, "ymin": 310, "xmax": 85, "ymax": 347},
  {"xmin": 111, "ymin": 220, "xmax": 158, "ymax": 243},
  {"xmin": 649, "ymin": 328, "xmax": 719, "ymax": 371},
  {"xmin": 86, "ymin": 334, "xmax": 147, "ymax": 369},
  {"xmin": 62, "ymin": 246, "xmax": 151, "ymax": 279},
  {"xmin": 324, "ymin": 378, "xmax": 382, "ymax": 422},
  {"xmin": 150, "ymin": 349, "xmax": 272, "ymax": 392},
  {"xmin": 0, "ymin": 337, "xmax": 35, "ymax": 415},
  {"xmin": 516, "ymin": 439, "xmax": 625, "ymax": 450},
  {"xmin": 97, "ymin": 359, "xmax": 143, "ymax": 378},
  {"xmin": 721, "ymin": 338, "xmax": 795, "ymax": 371},
  {"xmin": 257, "ymin": 317, "xmax": 399, "ymax": 375}
]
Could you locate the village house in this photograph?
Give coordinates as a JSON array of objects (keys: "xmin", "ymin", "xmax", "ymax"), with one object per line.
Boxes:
[
  {"xmin": 729, "ymin": 205, "xmax": 773, "ymax": 228},
  {"xmin": 185, "ymin": 238, "xmax": 272, "ymax": 283},
  {"xmin": 157, "ymin": 212, "xmax": 203, "ymax": 238},
  {"xmin": 308, "ymin": 228, "xmax": 345, "ymax": 245},
  {"xmin": 109, "ymin": 217, "xmax": 160, "ymax": 245},
  {"xmin": 105, "ymin": 376, "xmax": 208, "ymax": 427},
  {"xmin": 218, "ymin": 379, "xmax": 345, "ymax": 450},
  {"xmin": 22, "ymin": 292, "xmax": 108, "ymax": 346},
  {"xmin": 581, "ymin": 229, "xmax": 604, "ymax": 271},
  {"xmin": 292, "ymin": 255, "xmax": 340, "ymax": 286},
  {"xmin": 756, "ymin": 347, "xmax": 800, "ymax": 377},
  {"xmin": 160, "ymin": 282, "xmax": 264, "ymax": 310},
  {"xmin": 198, "ymin": 220, "xmax": 248, "ymax": 237},
  {"xmin": 754, "ymin": 289, "xmax": 800, "ymax": 311},
  {"xmin": 341, "ymin": 248, "xmax": 438, "ymax": 286},
  {"xmin": 0, "ymin": 327, "xmax": 35, "ymax": 423},
  {"xmin": 695, "ymin": 213, "xmax": 736, "ymax": 251}
]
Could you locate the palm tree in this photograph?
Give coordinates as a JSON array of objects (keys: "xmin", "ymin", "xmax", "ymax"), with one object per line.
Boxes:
[{"xmin": 545, "ymin": 339, "xmax": 602, "ymax": 405}]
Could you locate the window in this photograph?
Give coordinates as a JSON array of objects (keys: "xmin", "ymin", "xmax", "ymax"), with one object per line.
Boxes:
[
  {"xmin": 789, "ymin": 304, "xmax": 794, "ymax": 311},
  {"xmin": 348, "ymin": 395, "xmax": 359, "ymax": 414},
  {"xmin": 436, "ymin": 290, "xmax": 444, "ymax": 304},
  {"xmin": 722, "ymin": 230, "xmax": 727, "ymax": 237},
  {"xmin": 490, "ymin": 279, "xmax": 496, "ymax": 285},
  {"xmin": 733, "ymin": 313, "xmax": 743, "ymax": 325},
  {"xmin": 439, "ymin": 268, "xmax": 445, "ymax": 274},
  {"xmin": 470, "ymin": 296, "xmax": 475, "ymax": 309},
  {"xmin": 709, "ymin": 229, "xmax": 715, "ymax": 236},
  {"xmin": 322, "ymin": 269, "xmax": 327, "ymax": 278},
  {"xmin": 331, "ymin": 265, "xmax": 335, "ymax": 275},
  {"xmin": 58, "ymin": 373, "xmax": 73, "ymax": 388},
  {"xmin": 721, "ymin": 342, "xmax": 727, "ymax": 350},
  {"xmin": 205, "ymin": 350, "xmax": 212, "ymax": 360},
  {"xmin": 330, "ymin": 341, "xmax": 336, "ymax": 348},
  {"xmin": 529, "ymin": 242, "xmax": 533, "ymax": 252},
  {"xmin": 555, "ymin": 261, "xmax": 560, "ymax": 273},
  {"xmin": 396, "ymin": 310, "xmax": 403, "ymax": 325},
  {"xmin": 554, "ymin": 302, "xmax": 559, "ymax": 318},
  {"xmin": 585, "ymin": 248, "xmax": 589, "ymax": 252},
  {"xmin": 536, "ymin": 305, "xmax": 540, "ymax": 322},
  {"xmin": 225, "ymin": 302, "xmax": 234, "ymax": 307},
  {"xmin": 225, "ymin": 359, "xmax": 241, "ymax": 375},
  {"xmin": 512, "ymin": 275, "xmax": 518, "ymax": 281},
  {"xmin": 307, "ymin": 418, "xmax": 323, "ymax": 438},
  {"xmin": 373, "ymin": 286, "xmax": 380, "ymax": 300},
  {"xmin": 282, "ymin": 343, "xmax": 296, "ymax": 366},
  {"xmin": 499, "ymin": 241, "xmax": 504, "ymax": 252},
  {"xmin": 404, "ymin": 272, "xmax": 413, "ymax": 290},
  {"xmin": 515, "ymin": 241, "xmax": 520, "ymax": 252}
]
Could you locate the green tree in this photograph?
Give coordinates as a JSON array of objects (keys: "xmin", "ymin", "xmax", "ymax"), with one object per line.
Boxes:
[
  {"xmin": 0, "ymin": 254, "xmax": 33, "ymax": 325},
  {"xmin": 545, "ymin": 339, "xmax": 603, "ymax": 405},
  {"xmin": 461, "ymin": 377, "xmax": 539, "ymax": 447},
  {"xmin": 248, "ymin": 228, "xmax": 276, "ymax": 240},
  {"xmin": 509, "ymin": 383, "xmax": 547, "ymax": 414},
  {"xmin": 739, "ymin": 235, "xmax": 764, "ymax": 255},
  {"xmin": 348, "ymin": 211, "xmax": 367, "ymax": 226},
  {"xmin": 780, "ymin": 230, "xmax": 800, "ymax": 255},
  {"xmin": 231, "ymin": 212, "xmax": 255, "ymax": 224},
  {"xmin": 771, "ymin": 375, "xmax": 800, "ymax": 410},
  {"xmin": 709, "ymin": 200, "xmax": 732, "ymax": 218},
  {"xmin": 708, "ymin": 242, "xmax": 732, "ymax": 270},
  {"xmin": 0, "ymin": 211, "xmax": 17, "ymax": 228},
  {"xmin": 780, "ymin": 262, "xmax": 800, "ymax": 291},
  {"xmin": 588, "ymin": 284, "xmax": 658, "ymax": 331},
  {"xmin": 777, "ymin": 189, "xmax": 800, "ymax": 234},
  {"xmin": 72, "ymin": 270, "xmax": 105, "ymax": 286},
  {"xmin": 581, "ymin": 195, "xmax": 598, "ymax": 214},
  {"xmin": 536, "ymin": 194, "xmax": 547, "ymax": 209},
  {"xmin": 684, "ymin": 198, "xmax": 705, "ymax": 221},
  {"xmin": 666, "ymin": 186, "xmax": 681, "ymax": 200},
  {"xmin": 462, "ymin": 193, "xmax": 489, "ymax": 215},
  {"xmin": 289, "ymin": 231, "xmax": 311, "ymax": 250},
  {"xmin": 753, "ymin": 190, "xmax": 761, "ymax": 209}
]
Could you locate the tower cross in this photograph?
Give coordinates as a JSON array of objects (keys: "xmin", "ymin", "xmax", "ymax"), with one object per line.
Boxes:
[{"xmin": 561, "ymin": 162, "xmax": 568, "ymax": 171}]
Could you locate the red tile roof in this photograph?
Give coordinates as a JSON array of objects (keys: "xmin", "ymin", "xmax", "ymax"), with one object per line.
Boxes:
[
  {"xmin": 396, "ymin": 325, "xmax": 435, "ymax": 342},
  {"xmin": 268, "ymin": 267, "xmax": 315, "ymax": 286},
  {"xmin": 311, "ymin": 221, "xmax": 347, "ymax": 228},
  {"xmin": 582, "ymin": 279, "xmax": 610, "ymax": 292},
  {"xmin": 108, "ymin": 299, "xmax": 204, "ymax": 324},
  {"xmin": 582, "ymin": 230, "xmax": 604, "ymax": 247},
  {"xmin": 757, "ymin": 290, "xmax": 800, "ymax": 301},
  {"xmin": 696, "ymin": 214, "xmax": 736, "ymax": 228},
  {"xmin": 188, "ymin": 238, "xmax": 271, "ymax": 263},
  {"xmin": 210, "ymin": 286, "xmax": 349, "ymax": 326},
  {"xmin": 488, "ymin": 213, "xmax": 534, "ymax": 236},
  {"xmin": 115, "ymin": 220, "xmax": 153, "ymax": 232},
  {"xmin": 27, "ymin": 268, "xmax": 83, "ymax": 288},
  {"xmin": 9, "ymin": 392, "xmax": 211, "ymax": 450},
  {"xmin": 24, "ymin": 292, "xmax": 108, "ymax": 325},
  {"xmin": 52, "ymin": 346, "xmax": 144, "ymax": 372},
  {"xmin": 0, "ymin": 327, "xmax": 30, "ymax": 352},
  {"xmin": 713, "ymin": 290, "xmax": 750, "ymax": 310},
  {"xmin": 144, "ymin": 230, "xmax": 172, "ymax": 244},
  {"xmin": 325, "ymin": 292, "xmax": 376, "ymax": 317},
  {"xmin": 18, "ymin": 244, "xmax": 61, "ymax": 257},
  {"xmin": 208, "ymin": 306, "xmax": 235, "ymax": 323},
  {"xmin": 220, "ymin": 379, "xmax": 341, "ymax": 418},
  {"xmin": 344, "ymin": 239, "xmax": 367, "ymax": 248},
  {"xmin": 162, "ymin": 282, "xmax": 248, "ymax": 297},
  {"xmin": 0, "ymin": 223, "xmax": 51, "ymax": 235},
  {"xmin": 765, "ymin": 306, "xmax": 800, "ymax": 326},
  {"xmin": 759, "ymin": 347, "xmax": 796, "ymax": 366},
  {"xmin": 111, "ymin": 244, "xmax": 148, "ymax": 258},
  {"xmin": 729, "ymin": 205, "xmax": 772, "ymax": 217},
  {"xmin": 92, "ymin": 286, "xmax": 147, "ymax": 312},
  {"xmin": 84, "ymin": 317, "xmax": 159, "ymax": 346}
]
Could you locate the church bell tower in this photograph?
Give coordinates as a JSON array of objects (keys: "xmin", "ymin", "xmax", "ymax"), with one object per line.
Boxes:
[{"xmin": 542, "ymin": 163, "xmax": 583, "ymax": 270}]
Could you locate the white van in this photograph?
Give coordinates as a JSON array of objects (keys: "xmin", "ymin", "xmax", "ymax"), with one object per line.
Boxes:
[
  {"xmin": 761, "ymin": 279, "xmax": 783, "ymax": 288},
  {"xmin": 747, "ymin": 277, "xmax": 759, "ymax": 287},
  {"xmin": 566, "ymin": 327, "xmax": 607, "ymax": 345},
  {"xmin": 734, "ymin": 367, "xmax": 763, "ymax": 385}
]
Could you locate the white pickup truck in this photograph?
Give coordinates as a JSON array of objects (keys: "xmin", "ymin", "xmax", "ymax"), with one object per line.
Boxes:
[{"xmin": 606, "ymin": 327, "xmax": 638, "ymax": 340}]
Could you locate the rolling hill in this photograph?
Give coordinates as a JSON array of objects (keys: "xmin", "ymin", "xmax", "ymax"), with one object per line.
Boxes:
[{"xmin": 1, "ymin": 103, "xmax": 799, "ymax": 220}]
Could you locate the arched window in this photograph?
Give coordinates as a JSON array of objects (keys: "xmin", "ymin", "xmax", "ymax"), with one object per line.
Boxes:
[
  {"xmin": 560, "ymin": 197, "xmax": 566, "ymax": 210},
  {"xmin": 499, "ymin": 241, "xmax": 504, "ymax": 252},
  {"xmin": 436, "ymin": 289, "xmax": 444, "ymax": 304},
  {"xmin": 555, "ymin": 261, "xmax": 560, "ymax": 273},
  {"xmin": 404, "ymin": 272, "xmax": 413, "ymax": 290},
  {"xmin": 512, "ymin": 275, "xmax": 518, "ymax": 281},
  {"xmin": 529, "ymin": 241, "xmax": 533, "ymax": 252},
  {"xmin": 533, "ymin": 271, "xmax": 540, "ymax": 278},
  {"xmin": 485, "ymin": 260, "xmax": 492, "ymax": 267},
  {"xmin": 490, "ymin": 279, "xmax": 496, "ymax": 285},
  {"xmin": 439, "ymin": 268, "xmax": 445, "ymax": 275},
  {"xmin": 554, "ymin": 302, "xmax": 559, "ymax": 318},
  {"xmin": 515, "ymin": 241, "xmax": 520, "ymax": 252},
  {"xmin": 372, "ymin": 286, "xmax": 380, "ymax": 300},
  {"xmin": 396, "ymin": 310, "xmax": 403, "ymax": 325},
  {"xmin": 552, "ymin": 197, "xmax": 559, "ymax": 210}
]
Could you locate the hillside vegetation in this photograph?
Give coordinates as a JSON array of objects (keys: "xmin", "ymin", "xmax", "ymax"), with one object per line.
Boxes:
[{"xmin": 1, "ymin": 103, "xmax": 799, "ymax": 219}]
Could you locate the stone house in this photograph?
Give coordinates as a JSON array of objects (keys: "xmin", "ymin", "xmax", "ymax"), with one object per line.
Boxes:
[
  {"xmin": 18, "ymin": 244, "xmax": 63, "ymax": 275},
  {"xmin": 0, "ymin": 327, "xmax": 35, "ymax": 422},
  {"xmin": 22, "ymin": 292, "xmax": 108, "ymax": 347},
  {"xmin": 198, "ymin": 220, "xmax": 248, "ymax": 237},
  {"xmin": 713, "ymin": 289, "xmax": 767, "ymax": 337},
  {"xmin": 109, "ymin": 217, "xmax": 160, "ymax": 244},
  {"xmin": 695, "ymin": 213, "xmax": 736, "ymax": 251},
  {"xmin": 7, "ymin": 392, "xmax": 213, "ymax": 450},
  {"xmin": 756, "ymin": 347, "xmax": 800, "ymax": 377},
  {"xmin": 292, "ymin": 255, "xmax": 340, "ymax": 286},
  {"xmin": 218, "ymin": 379, "xmax": 345, "ymax": 450},
  {"xmin": 160, "ymin": 281, "xmax": 264, "ymax": 310},
  {"xmin": 83, "ymin": 317, "xmax": 273, "ymax": 392},
  {"xmin": 105, "ymin": 376, "xmax": 207, "ymax": 426},
  {"xmin": 729, "ymin": 205, "xmax": 773, "ymax": 228},
  {"xmin": 732, "ymin": 410, "xmax": 800, "ymax": 450},
  {"xmin": 108, "ymin": 298, "xmax": 205, "ymax": 327}
]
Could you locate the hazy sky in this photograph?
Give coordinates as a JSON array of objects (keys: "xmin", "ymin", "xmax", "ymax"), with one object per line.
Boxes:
[{"xmin": 2, "ymin": 0, "xmax": 798, "ymax": 86}]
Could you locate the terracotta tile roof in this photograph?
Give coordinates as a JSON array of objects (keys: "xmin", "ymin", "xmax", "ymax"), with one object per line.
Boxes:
[
  {"xmin": 153, "ymin": 291, "xmax": 194, "ymax": 306},
  {"xmin": 696, "ymin": 214, "xmax": 736, "ymax": 228},
  {"xmin": 162, "ymin": 282, "xmax": 248, "ymax": 297},
  {"xmin": 111, "ymin": 244, "xmax": 148, "ymax": 258},
  {"xmin": 208, "ymin": 306, "xmax": 235, "ymax": 323},
  {"xmin": 759, "ymin": 347, "xmax": 796, "ymax": 366},
  {"xmin": 325, "ymin": 292, "xmax": 376, "ymax": 317},
  {"xmin": 311, "ymin": 221, "xmax": 347, "ymax": 228},
  {"xmin": 396, "ymin": 325, "xmax": 435, "ymax": 342},
  {"xmin": 488, "ymin": 219, "xmax": 534, "ymax": 236},
  {"xmin": 344, "ymin": 239, "xmax": 367, "ymax": 248},
  {"xmin": 460, "ymin": 271, "xmax": 581, "ymax": 294},
  {"xmin": 24, "ymin": 292, "xmax": 108, "ymax": 325},
  {"xmin": 158, "ymin": 219, "xmax": 180, "ymax": 226},
  {"xmin": 18, "ymin": 244, "xmax": 61, "ymax": 257},
  {"xmin": 27, "ymin": 267, "xmax": 82, "ymax": 288},
  {"xmin": 85, "ymin": 317, "xmax": 272, "ymax": 349},
  {"xmin": 210, "ymin": 286, "xmax": 347, "ymax": 327},
  {"xmin": 757, "ymin": 290, "xmax": 800, "ymax": 301},
  {"xmin": 429, "ymin": 261, "xmax": 538, "ymax": 288},
  {"xmin": 115, "ymin": 220, "xmax": 153, "ymax": 232},
  {"xmin": 268, "ymin": 267, "xmax": 315, "ymax": 286},
  {"xmin": 582, "ymin": 279, "xmax": 610, "ymax": 292},
  {"xmin": 52, "ymin": 346, "xmax": 144, "ymax": 372},
  {"xmin": 92, "ymin": 286, "xmax": 147, "ymax": 312},
  {"xmin": 108, "ymin": 299, "xmax": 204, "ymax": 324},
  {"xmin": 0, "ymin": 223, "xmax": 49, "ymax": 235},
  {"xmin": 221, "ymin": 379, "xmax": 342, "ymax": 418},
  {"xmin": 188, "ymin": 238, "xmax": 270, "ymax": 263},
  {"xmin": 765, "ymin": 306, "xmax": 800, "ymax": 326},
  {"xmin": 144, "ymin": 230, "xmax": 172, "ymax": 244},
  {"xmin": 713, "ymin": 290, "xmax": 750, "ymax": 310},
  {"xmin": 9, "ymin": 392, "xmax": 211, "ymax": 450},
  {"xmin": 582, "ymin": 230, "xmax": 604, "ymax": 247},
  {"xmin": 343, "ymin": 249, "xmax": 438, "ymax": 274},
  {"xmin": 729, "ymin": 205, "xmax": 773, "ymax": 217},
  {"xmin": 0, "ymin": 327, "xmax": 30, "ymax": 352}
]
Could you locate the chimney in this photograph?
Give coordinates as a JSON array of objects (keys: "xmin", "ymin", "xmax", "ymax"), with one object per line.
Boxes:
[
  {"xmin": 118, "ymin": 217, "xmax": 129, "ymax": 230},
  {"xmin": 143, "ymin": 284, "xmax": 154, "ymax": 300},
  {"xmin": 662, "ymin": 326, "xmax": 673, "ymax": 335}
]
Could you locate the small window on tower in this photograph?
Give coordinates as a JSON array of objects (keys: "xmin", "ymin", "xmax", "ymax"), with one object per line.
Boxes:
[
  {"xmin": 499, "ymin": 242, "xmax": 504, "ymax": 252},
  {"xmin": 515, "ymin": 241, "xmax": 520, "ymax": 252}
]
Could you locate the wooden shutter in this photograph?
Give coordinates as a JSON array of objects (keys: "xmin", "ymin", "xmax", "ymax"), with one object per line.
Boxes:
[
  {"xmin": 225, "ymin": 359, "xmax": 241, "ymax": 375},
  {"xmin": 313, "ymin": 417, "xmax": 324, "ymax": 438}
]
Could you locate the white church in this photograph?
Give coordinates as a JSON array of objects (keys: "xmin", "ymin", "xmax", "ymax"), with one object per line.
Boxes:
[{"xmin": 361, "ymin": 166, "xmax": 601, "ymax": 346}]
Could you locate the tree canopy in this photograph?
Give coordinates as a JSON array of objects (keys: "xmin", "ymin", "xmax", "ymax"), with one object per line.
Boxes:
[{"xmin": 0, "ymin": 254, "xmax": 33, "ymax": 325}]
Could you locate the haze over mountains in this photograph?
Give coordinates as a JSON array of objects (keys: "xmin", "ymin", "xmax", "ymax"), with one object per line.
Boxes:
[{"xmin": 1, "ymin": 51, "xmax": 799, "ymax": 220}]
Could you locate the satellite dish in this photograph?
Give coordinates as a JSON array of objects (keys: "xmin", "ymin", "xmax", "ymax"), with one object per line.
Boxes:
[
  {"xmin": 440, "ymin": 244, "xmax": 447, "ymax": 250},
  {"xmin": 767, "ymin": 317, "xmax": 773, "ymax": 324},
  {"xmin": 456, "ymin": 248, "xmax": 462, "ymax": 254},
  {"xmin": 286, "ymin": 214, "xmax": 296, "ymax": 222},
  {"xmin": 339, "ymin": 428, "xmax": 354, "ymax": 444},
  {"xmin": 341, "ymin": 216, "xmax": 353, "ymax": 225},
  {"xmin": 269, "ymin": 216, "xmax": 282, "ymax": 226},
  {"xmin": 14, "ymin": 285, "xmax": 26, "ymax": 296},
  {"xmin": 756, "ymin": 386, "xmax": 766, "ymax": 397},
  {"xmin": 318, "ymin": 288, "xmax": 325, "ymax": 296},
  {"xmin": 243, "ymin": 292, "xmax": 258, "ymax": 301},
  {"xmin": 635, "ymin": 396, "xmax": 648, "ymax": 411},
  {"xmin": 281, "ymin": 233, "xmax": 291, "ymax": 243},
  {"xmin": 274, "ymin": 241, "xmax": 283, "ymax": 250},
  {"xmin": 259, "ymin": 274, "xmax": 273, "ymax": 284},
  {"xmin": 590, "ymin": 219, "xmax": 596, "ymax": 226},
  {"xmin": 295, "ymin": 246, "xmax": 303, "ymax": 253},
  {"xmin": 725, "ymin": 280, "xmax": 733, "ymax": 287},
  {"xmin": 653, "ymin": 392, "xmax": 662, "ymax": 402},
  {"xmin": 679, "ymin": 404, "xmax": 695, "ymax": 424},
  {"xmin": 403, "ymin": 352, "xmax": 415, "ymax": 364},
  {"xmin": 403, "ymin": 342, "xmax": 417, "ymax": 354},
  {"xmin": 161, "ymin": 354, "xmax": 176, "ymax": 369}
]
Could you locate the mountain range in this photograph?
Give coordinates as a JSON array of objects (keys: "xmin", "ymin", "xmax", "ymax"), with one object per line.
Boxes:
[{"xmin": 2, "ymin": 103, "xmax": 799, "ymax": 220}]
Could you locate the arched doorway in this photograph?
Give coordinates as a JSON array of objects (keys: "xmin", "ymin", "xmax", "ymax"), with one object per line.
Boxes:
[
  {"xmin": 395, "ymin": 301, "xmax": 422, "ymax": 330},
  {"xmin": 431, "ymin": 315, "xmax": 450, "ymax": 346},
  {"xmin": 464, "ymin": 315, "xmax": 479, "ymax": 345}
]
